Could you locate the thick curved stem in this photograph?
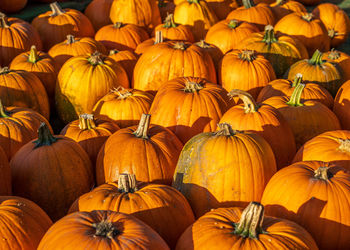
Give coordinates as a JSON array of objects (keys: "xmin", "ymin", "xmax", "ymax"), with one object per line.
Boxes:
[
  {"xmin": 163, "ymin": 14, "xmax": 177, "ymax": 28},
  {"xmin": 33, "ymin": 123, "xmax": 58, "ymax": 148},
  {"xmin": 79, "ymin": 114, "xmax": 97, "ymax": 130},
  {"xmin": 28, "ymin": 46, "xmax": 40, "ymax": 63},
  {"xmin": 155, "ymin": 30, "xmax": 164, "ymax": 44},
  {"xmin": 50, "ymin": 2, "xmax": 66, "ymax": 16},
  {"xmin": 262, "ymin": 25, "xmax": 277, "ymax": 44},
  {"xmin": 216, "ymin": 123, "xmax": 236, "ymax": 136},
  {"xmin": 308, "ymin": 50, "xmax": 324, "ymax": 66},
  {"xmin": 118, "ymin": 173, "xmax": 138, "ymax": 193},
  {"xmin": 291, "ymin": 73, "xmax": 303, "ymax": 87},
  {"xmin": 133, "ymin": 114, "xmax": 151, "ymax": 139},
  {"xmin": 228, "ymin": 89, "xmax": 259, "ymax": 113},
  {"xmin": 0, "ymin": 100, "xmax": 9, "ymax": 118},
  {"xmin": 242, "ymin": 0, "xmax": 254, "ymax": 8},
  {"xmin": 234, "ymin": 202, "xmax": 265, "ymax": 238},
  {"xmin": 0, "ymin": 13, "xmax": 9, "ymax": 28},
  {"xmin": 286, "ymin": 82, "xmax": 305, "ymax": 107}
]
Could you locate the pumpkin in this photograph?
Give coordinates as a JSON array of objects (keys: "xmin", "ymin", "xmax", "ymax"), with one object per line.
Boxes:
[
  {"xmin": 333, "ymin": 80, "xmax": 350, "ymax": 129},
  {"xmin": 312, "ymin": 3, "xmax": 350, "ymax": 48},
  {"xmin": 10, "ymin": 45, "xmax": 59, "ymax": 102},
  {"xmin": 286, "ymin": 49, "xmax": 342, "ymax": 96},
  {"xmin": 262, "ymin": 82, "xmax": 341, "ymax": 148},
  {"xmin": 173, "ymin": 123, "xmax": 276, "ymax": 218},
  {"xmin": 157, "ymin": 0, "xmax": 175, "ymax": 21},
  {"xmin": 109, "ymin": 49, "xmax": 138, "ymax": 82},
  {"xmin": 293, "ymin": 130, "xmax": 350, "ymax": 171},
  {"xmin": 38, "ymin": 210, "xmax": 169, "ymax": 250},
  {"xmin": 219, "ymin": 49, "xmax": 276, "ymax": 99},
  {"xmin": 206, "ymin": 0, "xmax": 236, "ymax": 20},
  {"xmin": 0, "ymin": 196, "xmax": 53, "ymax": 250},
  {"xmin": 323, "ymin": 49, "xmax": 350, "ymax": 81},
  {"xmin": 194, "ymin": 40, "xmax": 223, "ymax": 72},
  {"xmin": 60, "ymin": 114, "xmax": 119, "ymax": 166},
  {"xmin": 237, "ymin": 25, "xmax": 308, "ymax": 77},
  {"xmin": 134, "ymin": 30, "xmax": 166, "ymax": 55},
  {"xmin": 48, "ymin": 35, "xmax": 107, "ymax": 69},
  {"xmin": 0, "ymin": 0, "xmax": 27, "ymax": 13},
  {"xmin": 133, "ymin": 41, "xmax": 216, "ymax": 93},
  {"xmin": 69, "ymin": 174, "xmax": 195, "ymax": 249},
  {"xmin": 274, "ymin": 12, "xmax": 330, "ymax": 55},
  {"xmin": 270, "ymin": 0, "xmax": 306, "ymax": 21},
  {"xmin": 257, "ymin": 73, "xmax": 334, "ymax": 109},
  {"xmin": 205, "ymin": 19, "xmax": 259, "ymax": 54},
  {"xmin": 0, "ymin": 146, "xmax": 10, "ymax": 195},
  {"xmin": 55, "ymin": 52, "xmax": 129, "ymax": 124},
  {"xmin": 173, "ymin": 0, "xmax": 218, "ymax": 41},
  {"xmin": 220, "ymin": 89, "xmax": 295, "ymax": 170},
  {"xmin": 110, "ymin": 0, "xmax": 161, "ymax": 33},
  {"xmin": 10, "ymin": 123, "xmax": 94, "ymax": 221},
  {"xmin": 261, "ymin": 161, "xmax": 350, "ymax": 250},
  {"xmin": 84, "ymin": 0, "xmax": 113, "ymax": 31},
  {"xmin": 96, "ymin": 114, "xmax": 183, "ymax": 185},
  {"xmin": 93, "ymin": 87, "xmax": 154, "ymax": 128},
  {"xmin": 149, "ymin": 77, "xmax": 233, "ymax": 144},
  {"xmin": 31, "ymin": 2, "xmax": 95, "ymax": 51},
  {"xmin": 154, "ymin": 13, "xmax": 195, "ymax": 43},
  {"xmin": 226, "ymin": 0, "xmax": 275, "ymax": 31},
  {"xmin": 0, "ymin": 67, "xmax": 49, "ymax": 119},
  {"xmin": 0, "ymin": 100, "xmax": 51, "ymax": 161},
  {"xmin": 0, "ymin": 13, "xmax": 42, "ymax": 67},
  {"xmin": 176, "ymin": 202, "xmax": 318, "ymax": 250},
  {"xmin": 95, "ymin": 22, "xmax": 149, "ymax": 51}
]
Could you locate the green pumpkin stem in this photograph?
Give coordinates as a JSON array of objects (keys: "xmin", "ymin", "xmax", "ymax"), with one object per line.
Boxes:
[
  {"xmin": 234, "ymin": 202, "xmax": 265, "ymax": 239},
  {"xmin": 118, "ymin": 173, "xmax": 138, "ymax": 193},
  {"xmin": 302, "ymin": 13, "xmax": 313, "ymax": 22},
  {"xmin": 28, "ymin": 45, "xmax": 40, "ymax": 63},
  {"xmin": 228, "ymin": 20, "xmax": 239, "ymax": 29},
  {"xmin": 78, "ymin": 114, "xmax": 97, "ymax": 130},
  {"xmin": 50, "ymin": 2, "xmax": 66, "ymax": 16},
  {"xmin": 242, "ymin": 0, "xmax": 255, "ymax": 8},
  {"xmin": 0, "ymin": 67, "xmax": 10, "ymax": 74},
  {"xmin": 0, "ymin": 100, "xmax": 9, "ymax": 118},
  {"xmin": 155, "ymin": 30, "xmax": 164, "ymax": 44},
  {"xmin": 112, "ymin": 86, "xmax": 133, "ymax": 99},
  {"xmin": 308, "ymin": 49, "xmax": 324, "ymax": 65},
  {"xmin": 291, "ymin": 73, "xmax": 303, "ymax": 87},
  {"xmin": 33, "ymin": 123, "xmax": 58, "ymax": 148},
  {"xmin": 216, "ymin": 123, "xmax": 236, "ymax": 136},
  {"xmin": 228, "ymin": 89, "xmax": 259, "ymax": 113},
  {"xmin": 0, "ymin": 13, "xmax": 9, "ymax": 28},
  {"xmin": 262, "ymin": 25, "xmax": 277, "ymax": 44},
  {"xmin": 314, "ymin": 166, "xmax": 332, "ymax": 180},
  {"xmin": 92, "ymin": 220, "xmax": 120, "ymax": 239},
  {"xmin": 286, "ymin": 82, "xmax": 305, "ymax": 107},
  {"xmin": 66, "ymin": 35, "xmax": 76, "ymax": 44},
  {"xmin": 163, "ymin": 13, "xmax": 177, "ymax": 28},
  {"xmin": 88, "ymin": 52, "xmax": 104, "ymax": 66},
  {"xmin": 238, "ymin": 50, "xmax": 256, "ymax": 62},
  {"xmin": 113, "ymin": 22, "xmax": 123, "ymax": 28},
  {"xmin": 133, "ymin": 114, "xmax": 151, "ymax": 139}
]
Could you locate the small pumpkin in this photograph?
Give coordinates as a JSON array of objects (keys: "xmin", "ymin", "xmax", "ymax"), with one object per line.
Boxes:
[
  {"xmin": 0, "ymin": 0, "xmax": 27, "ymax": 13},
  {"xmin": 108, "ymin": 49, "xmax": 138, "ymax": 82},
  {"xmin": 333, "ymin": 80, "xmax": 350, "ymax": 129},
  {"xmin": 322, "ymin": 49, "xmax": 350, "ymax": 81},
  {"xmin": 0, "ymin": 146, "xmax": 10, "ymax": 195},
  {"xmin": 134, "ymin": 30, "xmax": 166, "ymax": 55},
  {"xmin": 270, "ymin": 0, "xmax": 306, "ymax": 21},
  {"xmin": 84, "ymin": 0, "xmax": 113, "ymax": 31}
]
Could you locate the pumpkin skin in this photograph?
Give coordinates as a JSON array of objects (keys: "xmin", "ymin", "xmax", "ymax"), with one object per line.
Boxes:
[
  {"xmin": 133, "ymin": 41, "xmax": 217, "ymax": 93},
  {"xmin": 93, "ymin": 88, "xmax": 154, "ymax": 128},
  {"xmin": 10, "ymin": 123, "xmax": 94, "ymax": 221},
  {"xmin": 0, "ymin": 146, "xmax": 10, "ymax": 195},
  {"xmin": 323, "ymin": 49, "xmax": 350, "ymax": 81},
  {"xmin": 261, "ymin": 161, "xmax": 350, "ymax": 250},
  {"xmin": 69, "ymin": 174, "xmax": 195, "ymax": 249},
  {"xmin": 220, "ymin": 90, "xmax": 295, "ymax": 170},
  {"xmin": 0, "ymin": 196, "xmax": 53, "ymax": 250},
  {"xmin": 60, "ymin": 114, "xmax": 119, "ymax": 166},
  {"xmin": 96, "ymin": 114, "xmax": 183, "ymax": 185},
  {"xmin": 48, "ymin": 35, "xmax": 107, "ymax": 69},
  {"xmin": 286, "ymin": 50, "xmax": 342, "ymax": 96},
  {"xmin": 205, "ymin": 19, "xmax": 259, "ymax": 54},
  {"xmin": 38, "ymin": 210, "xmax": 169, "ymax": 250},
  {"xmin": 193, "ymin": 40, "xmax": 223, "ymax": 72},
  {"xmin": 293, "ymin": 130, "xmax": 350, "ymax": 171},
  {"xmin": 134, "ymin": 31, "xmax": 166, "ymax": 55},
  {"xmin": 173, "ymin": 0, "xmax": 218, "ymax": 41},
  {"xmin": 0, "ymin": 68, "xmax": 49, "ymax": 120},
  {"xmin": 31, "ymin": 2, "xmax": 95, "ymax": 51},
  {"xmin": 55, "ymin": 52, "xmax": 129, "ymax": 124},
  {"xmin": 108, "ymin": 49, "xmax": 138, "ymax": 82},
  {"xmin": 206, "ymin": 0, "xmax": 236, "ymax": 20},
  {"xmin": 84, "ymin": 0, "xmax": 113, "ymax": 31},
  {"xmin": 173, "ymin": 123, "xmax": 277, "ymax": 218},
  {"xmin": 312, "ymin": 3, "xmax": 350, "ymax": 48},
  {"xmin": 219, "ymin": 50, "xmax": 276, "ymax": 99},
  {"xmin": 274, "ymin": 12, "xmax": 330, "ymax": 55},
  {"xmin": 0, "ymin": 14, "xmax": 42, "ymax": 67},
  {"xmin": 176, "ymin": 203, "xmax": 318, "ymax": 250},
  {"xmin": 149, "ymin": 77, "xmax": 233, "ymax": 144},
  {"xmin": 237, "ymin": 25, "xmax": 308, "ymax": 77},
  {"xmin": 270, "ymin": 0, "xmax": 306, "ymax": 21},
  {"xmin": 95, "ymin": 22, "xmax": 149, "ymax": 51},
  {"xmin": 333, "ymin": 80, "xmax": 350, "ymax": 129},
  {"xmin": 0, "ymin": 0, "xmax": 27, "ymax": 13}
]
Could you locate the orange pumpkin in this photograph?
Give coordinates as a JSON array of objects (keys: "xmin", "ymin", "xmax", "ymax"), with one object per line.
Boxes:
[
  {"xmin": 0, "ymin": 146, "xmax": 10, "ymax": 195},
  {"xmin": 108, "ymin": 49, "xmax": 138, "ymax": 82},
  {"xmin": 55, "ymin": 52, "xmax": 129, "ymax": 124},
  {"xmin": 262, "ymin": 161, "xmax": 350, "ymax": 250},
  {"xmin": 38, "ymin": 210, "xmax": 169, "ymax": 250},
  {"xmin": 173, "ymin": 123, "xmax": 277, "ymax": 218},
  {"xmin": 69, "ymin": 174, "xmax": 195, "ymax": 249},
  {"xmin": 11, "ymin": 123, "xmax": 94, "ymax": 221},
  {"xmin": 206, "ymin": 0, "xmax": 236, "ymax": 20},
  {"xmin": 270, "ymin": 0, "xmax": 306, "ymax": 21},
  {"xmin": 84, "ymin": 0, "xmax": 113, "ymax": 31},
  {"xmin": 31, "ymin": 2, "xmax": 95, "ymax": 51},
  {"xmin": 176, "ymin": 202, "xmax": 318, "ymax": 250},
  {"xmin": 194, "ymin": 40, "xmax": 223, "ymax": 72},
  {"xmin": 96, "ymin": 114, "xmax": 183, "ymax": 185},
  {"xmin": 134, "ymin": 30, "xmax": 166, "ymax": 55},
  {"xmin": 323, "ymin": 49, "xmax": 350, "ymax": 81},
  {"xmin": 333, "ymin": 80, "xmax": 350, "ymax": 129},
  {"xmin": 93, "ymin": 87, "xmax": 154, "ymax": 128},
  {"xmin": 0, "ymin": 0, "xmax": 27, "ymax": 13},
  {"xmin": 0, "ymin": 196, "xmax": 53, "ymax": 250}
]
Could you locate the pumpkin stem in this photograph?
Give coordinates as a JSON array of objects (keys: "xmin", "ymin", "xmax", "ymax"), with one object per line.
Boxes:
[
  {"xmin": 28, "ymin": 45, "xmax": 40, "ymax": 63},
  {"xmin": 238, "ymin": 50, "xmax": 256, "ymax": 62},
  {"xmin": 66, "ymin": 35, "xmax": 76, "ymax": 44},
  {"xmin": 308, "ymin": 49, "xmax": 324, "ymax": 66},
  {"xmin": 274, "ymin": 0, "xmax": 285, "ymax": 6},
  {"xmin": 286, "ymin": 82, "xmax": 305, "ymax": 107},
  {"xmin": 262, "ymin": 25, "xmax": 277, "ymax": 44},
  {"xmin": 242, "ymin": 0, "xmax": 255, "ymax": 8},
  {"xmin": 184, "ymin": 80, "xmax": 204, "ymax": 92},
  {"xmin": 112, "ymin": 86, "xmax": 133, "ymax": 99},
  {"xmin": 50, "ymin": 2, "xmax": 66, "ymax": 16},
  {"xmin": 327, "ymin": 48, "xmax": 340, "ymax": 60},
  {"xmin": 109, "ymin": 49, "xmax": 120, "ymax": 56},
  {"xmin": 328, "ymin": 29, "xmax": 336, "ymax": 39},
  {"xmin": 234, "ymin": 202, "xmax": 265, "ymax": 239},
  {"xmin": 314, "ymin": 166, "xmax": 332, "ymax": 180},
  {"xmin": 88, "ymin": 52, "xmax": 104, "ymax": 66},
  {"xmin": 118, "ymin": 173, "xmax": 138, "ymax": 193},
  {"xmin": 33, "ymin": 123, "xmax": 58, "ymax": 148},
  {"xmin": 302, "ymin": 13, "xmax": 313, "ymax": 22},
  {"xmin": 0, "ymin": 13, "xmax": 9, "ymax": 28},
  {"xmin": 0, "ymin": 99, "xmax": 9, "ymax": 118},
  {"xmin": 163, "ymin": 13, "xmax": 177, "ymax": 28},
  {"xmin": 0, "ymin": 67, "xmax": 10, "ymax": 75},
  {"xmin": 216, "ymin": 123, "xmax": 236, "ymax": 136},
  {"xmin": 338, "ymin": 139, "xmax": 350, "ymax": 152},
  {"xmin": 92, "ymin": 220, "xmax": 120, "ymax": 239},
  {"xmin": 113, "ymin": 22, "xmax": 123, "ymax": 28},
  {"xmin": 228, "ymin": 20, "xmax": 239, "ymax": 29},
  {"xmin": 155, "ymin": 30, "xmax": 164, "ymax": 44},
  {"xmin": 78, "ymin": 114, "xmax": 97, "ymax": 130},
  {"xmin": 291, "ymin": 73, "xmax": 303, "ymax": 87},
  {"xmin": 188, "ymin": 0, "xmax": 200, "ymax": 4},
  {"xmin": 133, "ymin": 114, "xmax": 151, "ymax": 139},
  {"xmin": 196, "ymin": 40, "xmax": 211, "ymax": 49},
  {"xmin": 174, "ymin": 42, "xmax": 188, "ymax": 50},
  {"xmin": 228, "ymin": 89, "xmax": 259, "ymax": 113}
]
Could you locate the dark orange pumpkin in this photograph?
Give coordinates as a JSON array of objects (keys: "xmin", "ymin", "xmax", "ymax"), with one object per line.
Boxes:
[
  {"xmin": 0, "ymin": 146, "xmax": 10, "ymax": 195},
  {"xmin": 134, "ymin": 30, "xmax": 166, "ymax": 55},
  {"xmin": 206, "ymin": 0, "xmax": 236, "ymax": 20},
  {"xmin": 323, "ymin": 49, "xmax": 350, "ymax": 81},
  {"xmin": 194, "ymin": 40, "xmax": 223, "ymax": 72},
  {"xmin": 333, "ymin": 80, "xmax": 350, "ymax": 129},
  {"xmin": 270, "ymin": 0, "xmax": 306, "ymax": 21},
  {"xmin": 157, "ymin": 0, "xmax": 176, "ymax": 21},
  {"xmin": 84, "ymin": 0, "xmax": 113, "ymax": 31},
  {"xmin": 0, "ymin": 0, "xmax": 27, "ymax": 13},
  {"xmin": 108, "ymin": 49, "xmax": 138, "ymax": 82}
]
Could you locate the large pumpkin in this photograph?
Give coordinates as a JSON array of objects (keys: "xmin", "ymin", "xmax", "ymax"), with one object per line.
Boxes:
[
  {"xmin": 84, "ymin": 0, "xmax": 113, "ymax": 31},
  {"xmin": 333, "ymin": 80, "xmax": 350, "ymax": 129},
  {"xmin": 173, "ymin": 123, "xmax": 277, "ymax": 218},
  {"xmin": 0, "ymin": 146, "xmax": 10, "ymax": 195},
  {"xmin": 262, "ymin": 161, "xmax": 350, "ymax": 250},
  {"xmin": 323, "ymin": 49, "xmax": 350, "ymax": 81},
  {"xmin": 56, "ymin": 52, "xmax": 129, "ymax": 124},
  {"xmin": 10, "ymin": 123, "xmax": 94, "ymax": 221},
  {"xmin": 69, "ymin": 174, "xmax": 195, "ymax": 249},
  {"xmin": 176, "ymin": 202, "xmax": 318, "ymax": 250},
  {"xmin": 96, "ymin": 114, "xmax": 183, "ymax": 185}
]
